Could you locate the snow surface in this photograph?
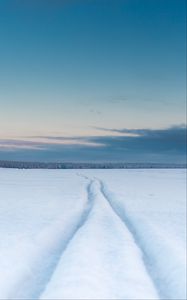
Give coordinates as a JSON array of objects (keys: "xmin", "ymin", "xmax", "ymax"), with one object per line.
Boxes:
[{"xmin": 0, "ymin": 169, "xmax": 186, "ymax": 300}]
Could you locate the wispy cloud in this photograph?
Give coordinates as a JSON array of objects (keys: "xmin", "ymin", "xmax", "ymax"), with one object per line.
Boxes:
[
  {"xmin": 0, "ymin": 125, "xmax": 186, "ymax": 163},
  {"xmin": 94, "ymin": 124, "xmax": 187, "ymax": 136},
  {"xmin": 0, "ymin": 139, "xmax": 45, "ymax": 151}
]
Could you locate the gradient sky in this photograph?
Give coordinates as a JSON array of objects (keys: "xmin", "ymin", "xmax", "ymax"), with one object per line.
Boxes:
[{"xmin": 0, "ymin": 0, "xmax": 186, "ymax": 162}]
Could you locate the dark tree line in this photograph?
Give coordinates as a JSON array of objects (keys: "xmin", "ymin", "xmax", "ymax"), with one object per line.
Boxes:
[{"xmin": 0, "ymin": 160, "xmax": 186, "ymax": 169}]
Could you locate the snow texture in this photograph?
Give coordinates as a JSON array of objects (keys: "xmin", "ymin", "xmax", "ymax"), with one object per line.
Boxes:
[{"xmin": 0, "ymin": 169, "xmax": 186, "ymax": 299}]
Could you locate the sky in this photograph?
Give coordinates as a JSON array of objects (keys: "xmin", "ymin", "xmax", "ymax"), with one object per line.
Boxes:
[{"xmin": 0, "ymin": 0, "xmax": 186, "ymax": 163}]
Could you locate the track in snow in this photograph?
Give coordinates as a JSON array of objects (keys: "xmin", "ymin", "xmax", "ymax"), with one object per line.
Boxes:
[
  {"xmin": 37, "ymin": 179, "xmax": 96, "ymax": 299},
  {"xmin": 40, "ymin": 175, "xmax": 160, "ymax": 300},
  {"xmin": 6, "ymin": 179, "xmax": 95, "ymax": 300},
  {"xmin": 97, "ymin": 178, "xmax": 161, "ymax": 298},
  {"xmin": 4, "ymin": 175, "xmax": 162, "ymax": 299}
]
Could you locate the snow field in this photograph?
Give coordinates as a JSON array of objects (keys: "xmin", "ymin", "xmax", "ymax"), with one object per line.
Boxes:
[{"xmin": 0, "ymin": 169, "xmax": 186, "ymax": 299}]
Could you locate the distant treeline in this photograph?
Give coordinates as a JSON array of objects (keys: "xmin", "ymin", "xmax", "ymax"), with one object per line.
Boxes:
[{"xmin": 0, "ymin": 160, "xmax": 186, "ymax": 169}]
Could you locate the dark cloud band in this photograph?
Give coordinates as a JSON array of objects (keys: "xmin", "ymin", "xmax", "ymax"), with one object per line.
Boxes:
[{"xmin": 0, "ymin": 125, "xmax": 186, "ymax": 163}]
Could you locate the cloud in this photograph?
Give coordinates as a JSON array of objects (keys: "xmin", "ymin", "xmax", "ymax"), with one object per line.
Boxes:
[
  {"xmin": 95, "ymin": 124, "xmax": 187, "ymax": 135},
  {"xmin": 95, "ymin": 124, "xmax": 186, "ymax": 151},
  {"xmin": 0, "ymin": 125, "xmax": 186, "ymax": 163},
  {"xmin": 0, "ymin": 139, "xmax": 45, "ymax": 150}
]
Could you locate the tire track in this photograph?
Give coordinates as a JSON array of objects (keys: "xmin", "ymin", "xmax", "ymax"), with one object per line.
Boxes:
[
  {"xmin": 37, "ymin": 179, "xmax": 96, "ymax": 299},
  {"xmin": 97, "ymin": 178, "xmax": 161, "ymax": 299},
  {"xmin": 40, "ymin": 174, "xmax": 159, "ymax": 300},
  {"xmin": 7, "ymin": 179, "xmax": 95, "ymax": 300}
]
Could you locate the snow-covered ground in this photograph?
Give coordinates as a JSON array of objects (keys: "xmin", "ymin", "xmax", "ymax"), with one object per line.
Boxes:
[{"xmin": 0, "ymin": 169, "xmax": 186, "ymax": 300}]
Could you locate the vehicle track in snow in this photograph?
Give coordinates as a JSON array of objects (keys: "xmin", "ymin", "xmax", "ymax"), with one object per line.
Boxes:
[
  {"xmin": 7, "ymin": 179, "xmax": 95, "ymax": 300},
  {"xmin": 37, "ymin": 179, "xmax": 96, "ymax": 299},
  {"xmin": 39, "ymin": 174, "xmax": 159, "ymax": 300},
  {"xmin": 37, "ymin": 179, "xmax": 96, "ymax": 298},
  {"xmin": 97, "ymin": 178, "xmax": 162, "ymax": 299},
  {"xmin": 77, "ymin": 174, "xmax": 161, "ymax": 298},
  {"xmin": 5, "ymin": 174, "xmax": 161, "ymax": 300}
]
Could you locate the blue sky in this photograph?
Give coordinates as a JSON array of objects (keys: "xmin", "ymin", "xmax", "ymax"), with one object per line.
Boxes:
[{"xmin": 0, "ymin": 0, "xmax": 186, "ymax": 162}]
